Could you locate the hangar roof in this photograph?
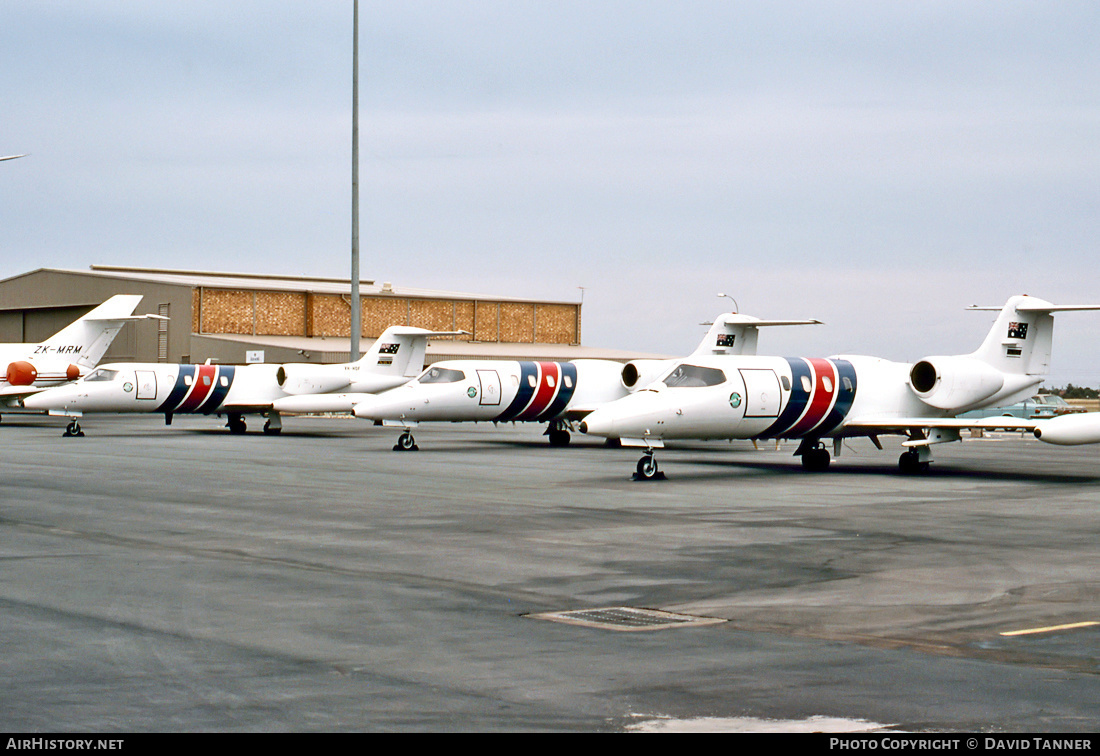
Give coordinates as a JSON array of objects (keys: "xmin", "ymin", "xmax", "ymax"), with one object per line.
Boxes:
[{"xmin": 72, "ymin": 265, "xmax": 580, "ymax": 305}]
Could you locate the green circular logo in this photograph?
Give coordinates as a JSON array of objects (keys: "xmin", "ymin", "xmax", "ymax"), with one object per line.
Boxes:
[
  {"xmin": 467, "ymin": 386, "xmax": 478, "ymax": 399},
  {"xmin": 123, "ymin": 382, "xmax": 134, "ymax": 393},
  {"xmin": 729, "ymin": 392, "xmax": 742, "ymax": 409}
]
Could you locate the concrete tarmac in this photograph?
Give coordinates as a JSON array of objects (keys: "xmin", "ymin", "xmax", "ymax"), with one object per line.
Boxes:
[{"xmin": 0, "ymin": 414, "xmax": 1097, "ymax": 732}]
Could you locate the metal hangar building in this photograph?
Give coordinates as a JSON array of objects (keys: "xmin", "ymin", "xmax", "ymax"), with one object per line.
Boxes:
[{"xmin": 0, "ymin": 266, "xmax": 642, "ymax": 367}]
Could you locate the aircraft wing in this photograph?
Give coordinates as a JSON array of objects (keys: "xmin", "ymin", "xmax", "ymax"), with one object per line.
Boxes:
[
  {"xmin": 842, "ymin": 416, "xmax": 1041, "ymax": 447},
  {"xmin": 844, "ymin": 413, "xmax": 1100, "ymax": 448},
  {"xmin": 219, "ymin": 403, "xmax": 276, "ymax": 413},
  {"xmin": 845, "ymin": 416, "xmax": 1040, "ymax": 432}
]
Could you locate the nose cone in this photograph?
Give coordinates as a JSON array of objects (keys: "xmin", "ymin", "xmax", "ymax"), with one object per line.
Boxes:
[
  {"xmin": 352, "ymin": 392, "xmax": 408, "ymax": 420},
  {"xmin": 21, "ymin": 386, "xmax": 76, "ymax": 411},
  {"xmin": 580, "ymin": 391, "xmax": 667, "ymax": 439},
  {"xmin": 578, "ymin": 407, "xmax": 615, "ymax": 437}
]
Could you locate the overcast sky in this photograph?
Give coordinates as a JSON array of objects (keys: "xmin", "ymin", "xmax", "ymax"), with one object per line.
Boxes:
[{"xmin": 3, "ymin": 1, "xmax": 1099, "ymax": 384}]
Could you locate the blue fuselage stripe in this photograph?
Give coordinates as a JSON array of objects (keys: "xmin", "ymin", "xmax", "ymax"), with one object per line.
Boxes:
[
  {"xmin": 156, "ymin": 365, "xmax": 195, "ymax": 413},
  {"xmin": 760, "ymin": 358, "xmax": 811, "ymax": 438},
  {"xmin": 495, "ymin": 362, "xmax": 537, "ymax": 421},
  {"xmin": 815, "ymin": 359, "xmax": 857, "ymax": 436},
  {"xmin": 198, "ymin": 365, "xmax": 235, "ymax": 414}
]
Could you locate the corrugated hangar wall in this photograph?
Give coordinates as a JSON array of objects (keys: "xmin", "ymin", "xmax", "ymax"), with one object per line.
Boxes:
[{"xmin": 195, "ymin": 288, "xmax": 580, "ymax": 345}]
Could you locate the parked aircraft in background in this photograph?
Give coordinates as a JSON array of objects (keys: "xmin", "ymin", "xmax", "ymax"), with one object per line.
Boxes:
[
  {"xmin": 23, "ymin": 326, "xmax": 460, "ymax": 436},
  {"xmin": 1, "ymin": 294, "xmax": 149, "ymax": 419},
  {"xmin": 579, "ymin": 295, "xmax": 1100, "ymax": 479},
  {"xmin": 340, "ymin": 311, "xmax": 821, "ymax": 450}
]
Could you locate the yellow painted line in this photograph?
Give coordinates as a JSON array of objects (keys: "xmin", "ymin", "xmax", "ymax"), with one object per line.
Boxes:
[{"xmin": 999, "ymin": 621, "xmax": 1099, "ymax": 637}]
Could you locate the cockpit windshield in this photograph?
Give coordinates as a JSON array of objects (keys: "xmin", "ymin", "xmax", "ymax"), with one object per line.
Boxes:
[
  {"xmin": 418, "ymin": 366, "xmax": 466, "ymax": 384},
  {"xmin": 661, "ymin": 363, "xmax": 726, "ymax": 388},
  {"xmin": 84, "ymin": 369, "xmax": 119, "ymax": 383}
]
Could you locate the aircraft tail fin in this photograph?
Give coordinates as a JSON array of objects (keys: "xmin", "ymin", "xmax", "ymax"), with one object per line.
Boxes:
[
  {"xmin": 359, "ymin": 326, "xmax": 468, "ymax": 378},
  {"xmin": 691, "ymin": 313, "xmax": 822, "ymax": 357},
  {"xmin": 41, "ymin": 294, "xmax": 147, "ymax": 369},
  {"xmin": 967, "ymin": 295, "xmax": 1100, "ymax": 376}
]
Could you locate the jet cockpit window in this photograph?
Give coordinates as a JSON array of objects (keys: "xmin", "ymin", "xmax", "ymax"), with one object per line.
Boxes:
[
  {"xmin": 419, "ymin": 367, "xmax": 466, "ymax": 384},
  {"xmin": 84, "ymin": 369, "xmax": 119, "ymax": 382},
  {"xmin": 662, "ymin": 364, "xmax": 726, "ymax": 388}
]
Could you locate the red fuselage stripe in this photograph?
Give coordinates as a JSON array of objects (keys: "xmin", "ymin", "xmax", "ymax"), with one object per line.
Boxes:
[
  {"xmin": 788, "ymin": 358, "xmax": 838, "ymax": 437},
  {"xmin": 517, "ymin": 362, "xmax": 561, "ymax": 421},
  {"xmin": 177, "ymin": 364, "xmax": 217, "ymax": 413}
]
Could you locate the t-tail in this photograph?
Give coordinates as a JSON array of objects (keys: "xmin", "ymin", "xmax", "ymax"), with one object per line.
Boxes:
[
  {"xmin": 276, "ymin": 326, "xmax": 468, "ymax": 396},
  {"xmin": 358, "ymin": 326, "xmax": 467, "ymax": 378},
  {"xmin": 908, "ymin": 295, "xmax": 1100, "ymax": 414},
  {"xmin": 39, "ymin": 294, "xmax": 148, "ymax": 370},
  {"xmin": 691, "ymin": 313, "xmax": 823, "ymax": 357}
]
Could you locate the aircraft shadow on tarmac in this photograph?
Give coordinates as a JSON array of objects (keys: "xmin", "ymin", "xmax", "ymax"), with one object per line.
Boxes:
[
  {"xmin": 23, "ymin": 418, "xmax": 1100, "ymax": 485},
  {"xmin": 438, "ymin": 436, "xmax": 1100, "ymax": 484},
  {"xmin": 672, "ymin": 456, "xmax": 1100, "ymax": 485}
]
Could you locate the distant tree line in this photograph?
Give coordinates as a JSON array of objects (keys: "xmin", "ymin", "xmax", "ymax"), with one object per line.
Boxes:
[{"xmin": 1041, "ymin": 384, "xmax": 1099, "ymax": 399}]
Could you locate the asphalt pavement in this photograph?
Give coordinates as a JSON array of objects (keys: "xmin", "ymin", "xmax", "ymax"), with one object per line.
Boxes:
[{"xmin": 1, "ymin": 413, "xmax": 1097, "ymax": 732}]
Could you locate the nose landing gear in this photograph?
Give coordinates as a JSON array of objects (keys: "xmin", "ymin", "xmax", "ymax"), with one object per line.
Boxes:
[
  {"xmin": 633, "ymin": 450, "xmax": 666, "ymax": 481},
  {"xmin": 393, "ymin": 430, "xmax": 419, "ymax": 451}
]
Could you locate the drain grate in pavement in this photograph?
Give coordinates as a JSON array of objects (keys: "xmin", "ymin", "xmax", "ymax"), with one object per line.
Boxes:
[{"xmin": 527, "ymin": 606, "xmax": 726, "ymax": 632}]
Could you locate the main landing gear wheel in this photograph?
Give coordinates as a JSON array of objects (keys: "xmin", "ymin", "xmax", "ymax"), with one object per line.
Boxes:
[
  {"xmin": 227, "ymin": 414, "xmax": 247, "ymax": 434},
  {"xmin": 633, "ymin": 453, "xmax": 665, "ymax": 481},
  {"xmin": 547, "ymin": 429, "xmax": 571, "ymax": 447},
  {"xmin": 800, "ymin": 446, "xmax": 830, "ymax": 472},
  {"xmin": 898, "ymin": 450, "xmax": 930, "ymax": 475},
  {"xmin": 393, "ymin": 431, "xmax": 419, "ymax": 452},
  {"xmin": 63, "ymin": 420, "xmax": 84, "ymax": 438}
]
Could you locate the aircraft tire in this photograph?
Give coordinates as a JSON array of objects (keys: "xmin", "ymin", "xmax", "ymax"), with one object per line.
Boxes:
[
  {"xmin": 548, "ymin": 429, "xmax": 570, "ymax": 447},
  {"xmin": 898, "ymin": 451, "xmax": 929, "ymax": 475},
  {"xmin": 635, "ymin": 454, "xmax": 659, "ymax": 480},
  {"xmin": 394, "ymin": 432, "xmax": 418, "ymax": 452},
  {"xmin": 801, "ymin": 448, "xmax": 830, "ymax": 472}
]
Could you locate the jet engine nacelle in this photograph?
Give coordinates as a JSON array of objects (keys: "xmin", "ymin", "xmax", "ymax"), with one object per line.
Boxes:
[
  {"xmin": 620, "ymin": 359, "xmax": 676, "ymax": 392},
  {"xmin": 275, "ymin": 364, "xmax": 352, "ymax": 396},
  {"xmin": 908, "ymin": 355, "xmax": 1005, "ymax": 411},
  {"xmin": 1033, "ymin": 413, "xmax": 1100, "ymax": 446},
  {"xmin": 5, "ymin": 360, "xmax": 38, "ymax": 386}
]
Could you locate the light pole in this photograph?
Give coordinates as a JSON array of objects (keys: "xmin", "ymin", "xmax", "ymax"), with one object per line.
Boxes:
[
  {"xmin": 717, "ymin": 292, "xmax": 739, "ymax": 313},
  {"xmin": 350, "ymin": 0, "xmax": 362, "ymax": 360}
]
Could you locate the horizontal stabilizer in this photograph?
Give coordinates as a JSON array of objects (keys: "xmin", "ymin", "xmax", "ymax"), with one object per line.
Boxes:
[
  {"xmin": 968, "ymin": 303, "xmax": 1100, "ymax": 313},
  {"xmin": 693, "ymin": 313, "xmax": 822, "ymax": 357}
]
